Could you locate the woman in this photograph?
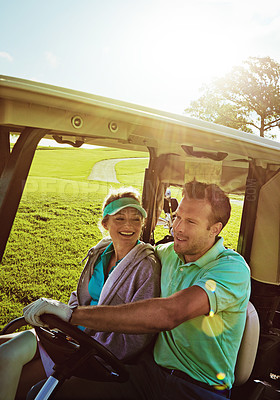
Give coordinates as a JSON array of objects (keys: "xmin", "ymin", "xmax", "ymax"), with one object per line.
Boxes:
[{"xmin": 0, "ymin": 187, "xmax": 161, "ymax": 400}]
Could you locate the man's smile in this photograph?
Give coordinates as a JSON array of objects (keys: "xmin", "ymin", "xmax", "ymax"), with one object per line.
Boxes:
[{"xmin": 175, "ymin": 235, "xmax": 187, "ymax": 242}]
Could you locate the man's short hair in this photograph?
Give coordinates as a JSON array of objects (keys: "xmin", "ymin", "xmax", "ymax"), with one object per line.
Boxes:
[{"xmin": 182, "ymin": 180, "xmax": 231, "ymax": 228}]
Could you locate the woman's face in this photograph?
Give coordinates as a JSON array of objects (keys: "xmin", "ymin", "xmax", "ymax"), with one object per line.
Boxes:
[{"xmin": 102, "ymin": 207, "xmax": 143, "ymax": 248}]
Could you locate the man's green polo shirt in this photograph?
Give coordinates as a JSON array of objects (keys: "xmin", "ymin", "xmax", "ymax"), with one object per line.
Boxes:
[{"xmin": 154, "ymin": 237, "xmax": 250, "ymax": 389}]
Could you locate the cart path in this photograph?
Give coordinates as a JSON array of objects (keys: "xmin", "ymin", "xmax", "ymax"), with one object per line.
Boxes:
[{"xmin": 88, "ymin": 158, "xmax": 147, "ymax": 183}]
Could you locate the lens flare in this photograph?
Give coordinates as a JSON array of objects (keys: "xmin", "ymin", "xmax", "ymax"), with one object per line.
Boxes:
[
  {"xmin": 213, "ymin": 372, "xmax": 227, "ymax": 390},
  {"xmin": 217, "ymin": 372, "xmax": 226, "ymax": 380},
  {"xmin": 214, "ymin": 384, "xmax": 228, "ymax": 391},
  {"xmin": 201, "ymin": 314, "xmax": 224, "ymax": 337},
  {"xmin": 205, "ymin": 279, "xmax": 216, "ymax": 292}
]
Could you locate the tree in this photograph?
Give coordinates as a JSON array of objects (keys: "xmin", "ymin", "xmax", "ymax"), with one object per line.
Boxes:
[{"xmin": 185, "ymin": 57, "xmax": 280, "ymax": 138}]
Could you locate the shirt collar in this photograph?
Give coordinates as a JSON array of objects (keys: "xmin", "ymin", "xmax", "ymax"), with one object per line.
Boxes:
[
  {"xmin": 180, "ymin": 237, "xmax": 225, "ymax": 268},
  {"xmin": 101, "ymin": 242, "xmax": 114, "ymax": 263},
  {"xmin": 103, "ymin": 241, "xmax": 115, "ymax": 254},
  {"xmin": 101, "ymin": 239, "xmax": 141, "ymax": 263}
]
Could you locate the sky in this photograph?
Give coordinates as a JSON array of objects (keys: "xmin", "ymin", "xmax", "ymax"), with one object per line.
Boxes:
[{"xmin": 1, "ymin": 0, "xmax": 280, "ymax": 116}]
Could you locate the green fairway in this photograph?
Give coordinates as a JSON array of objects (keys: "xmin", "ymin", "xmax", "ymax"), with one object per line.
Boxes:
[
  {"xmin": 25, "ymin": 147, "xmax": 148, "ymax": 195},
  {"xmin": 0, "ymin": 146, "xmax": 243, "ymax": 329}
]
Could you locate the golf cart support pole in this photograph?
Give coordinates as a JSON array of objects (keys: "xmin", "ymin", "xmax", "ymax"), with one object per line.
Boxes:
[
  {"xmin": 0, "ymin": 127, "xmax": 10, "ymax": 176},
  {"xmin": 141, "ymin": 148, "xmax": 165, "ymax": 244},
  {"xmin": 237, "ymin": 160, "xmax": 267, "ymax": 263},
  {"xmin": 0, "ymin": 127, "xmax": 46, "ymax": 263}
]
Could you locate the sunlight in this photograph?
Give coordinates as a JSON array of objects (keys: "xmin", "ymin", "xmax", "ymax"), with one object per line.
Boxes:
[
  {"xmin": 202, "ymin": 314, "xmax": 224, "ymax": 337},
  {"xmin": 123, "ymin": 1, "xmax": 251, "ymax": 112}
]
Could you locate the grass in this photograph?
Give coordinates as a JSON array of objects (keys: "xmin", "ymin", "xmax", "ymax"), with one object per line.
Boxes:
[
  {"xmin": 115, "ymin": 158, "xmax": 149, "ymax": 187},
  {"xmin": 0, "ymin": 146, "xmax": 243, "ymax": 330},
  {"xmin": 0, "ymin": 193, "xmax": 103, "ymax": 326},
  {"xmin": 24, "ymin": 147, "xmax": 147, "ymax": 199},
  {"xmin": 28, "ymin": 147, "xmax": 148, "ymax": 182}
]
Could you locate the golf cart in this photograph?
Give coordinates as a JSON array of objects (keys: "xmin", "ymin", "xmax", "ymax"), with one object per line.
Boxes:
[{"xmin": 0, "ymin": 76, "xmax": 279, "ymax": 399}]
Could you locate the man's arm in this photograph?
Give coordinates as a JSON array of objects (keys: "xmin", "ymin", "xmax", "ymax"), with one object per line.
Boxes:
[{"xmin": 70, "ymin": 285, "xmax": 210, "ymax": 334}]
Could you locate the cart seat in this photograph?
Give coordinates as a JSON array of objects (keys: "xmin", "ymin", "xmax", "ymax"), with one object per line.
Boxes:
[{"xmin": 234, "ymin": 301, "xmax": 260, "ymax": 386}]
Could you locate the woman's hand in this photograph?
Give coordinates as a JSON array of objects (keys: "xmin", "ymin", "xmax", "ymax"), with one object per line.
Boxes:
[{"xmin": 23, "ymin": 298, "xmax": 73, "ymax": 327}]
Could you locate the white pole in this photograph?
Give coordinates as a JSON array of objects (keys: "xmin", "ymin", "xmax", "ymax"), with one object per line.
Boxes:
[{"xmin": 34, "ymin": 376, "xmax": 60, "ymax": 400}]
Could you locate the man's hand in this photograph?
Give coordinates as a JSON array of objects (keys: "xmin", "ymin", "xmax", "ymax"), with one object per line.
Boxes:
[{"xmin": 23, "ymin": 298, "xmax": 73, "ymax": 327}]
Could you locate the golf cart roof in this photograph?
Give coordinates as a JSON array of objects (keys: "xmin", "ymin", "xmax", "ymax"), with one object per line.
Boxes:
[{"xmin": 1, "ymin": 75, "xmax": 280, "ymax": 166}]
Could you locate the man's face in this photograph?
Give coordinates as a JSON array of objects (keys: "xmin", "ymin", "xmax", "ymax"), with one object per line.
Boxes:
[{"xmin": 173, "ymin": 196, "xmax": 219, "ymax": 262}]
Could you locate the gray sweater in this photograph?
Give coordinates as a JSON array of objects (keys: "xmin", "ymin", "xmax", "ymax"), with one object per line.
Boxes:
[{"xmin": 68, "ymin": 238, "xmax": 161, "ymax": 361}]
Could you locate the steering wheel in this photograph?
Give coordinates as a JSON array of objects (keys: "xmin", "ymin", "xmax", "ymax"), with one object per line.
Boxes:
[{"xmin": 1, "ymin": 314, "xmax": 128, "ymax": 383}]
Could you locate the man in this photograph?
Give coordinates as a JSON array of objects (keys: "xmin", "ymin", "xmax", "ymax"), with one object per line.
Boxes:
[{"xmin": 26, "ymin": 181, "xmax": 250, "ymax": 400}]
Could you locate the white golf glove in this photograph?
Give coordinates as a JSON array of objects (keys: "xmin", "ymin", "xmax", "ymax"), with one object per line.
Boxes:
[{"xmin": 23, "ymin": 297, "xmax": 73, "ymax": 327}]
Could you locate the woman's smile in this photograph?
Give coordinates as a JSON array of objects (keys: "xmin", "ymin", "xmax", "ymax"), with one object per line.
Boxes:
[{"xmin": 119, "ymin": 231, "xmax": 135, "ymax": 237}]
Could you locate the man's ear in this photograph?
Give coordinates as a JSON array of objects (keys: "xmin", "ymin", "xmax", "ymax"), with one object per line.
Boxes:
[{"xmin": 210, "ymin": 222, "xmax": 223, "ymax": 237}]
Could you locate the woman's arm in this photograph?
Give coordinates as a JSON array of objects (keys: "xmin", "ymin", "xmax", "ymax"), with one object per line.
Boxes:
[{"xmin": 68, "ymin": 290, "xmax": 78, "ymax": 308}]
